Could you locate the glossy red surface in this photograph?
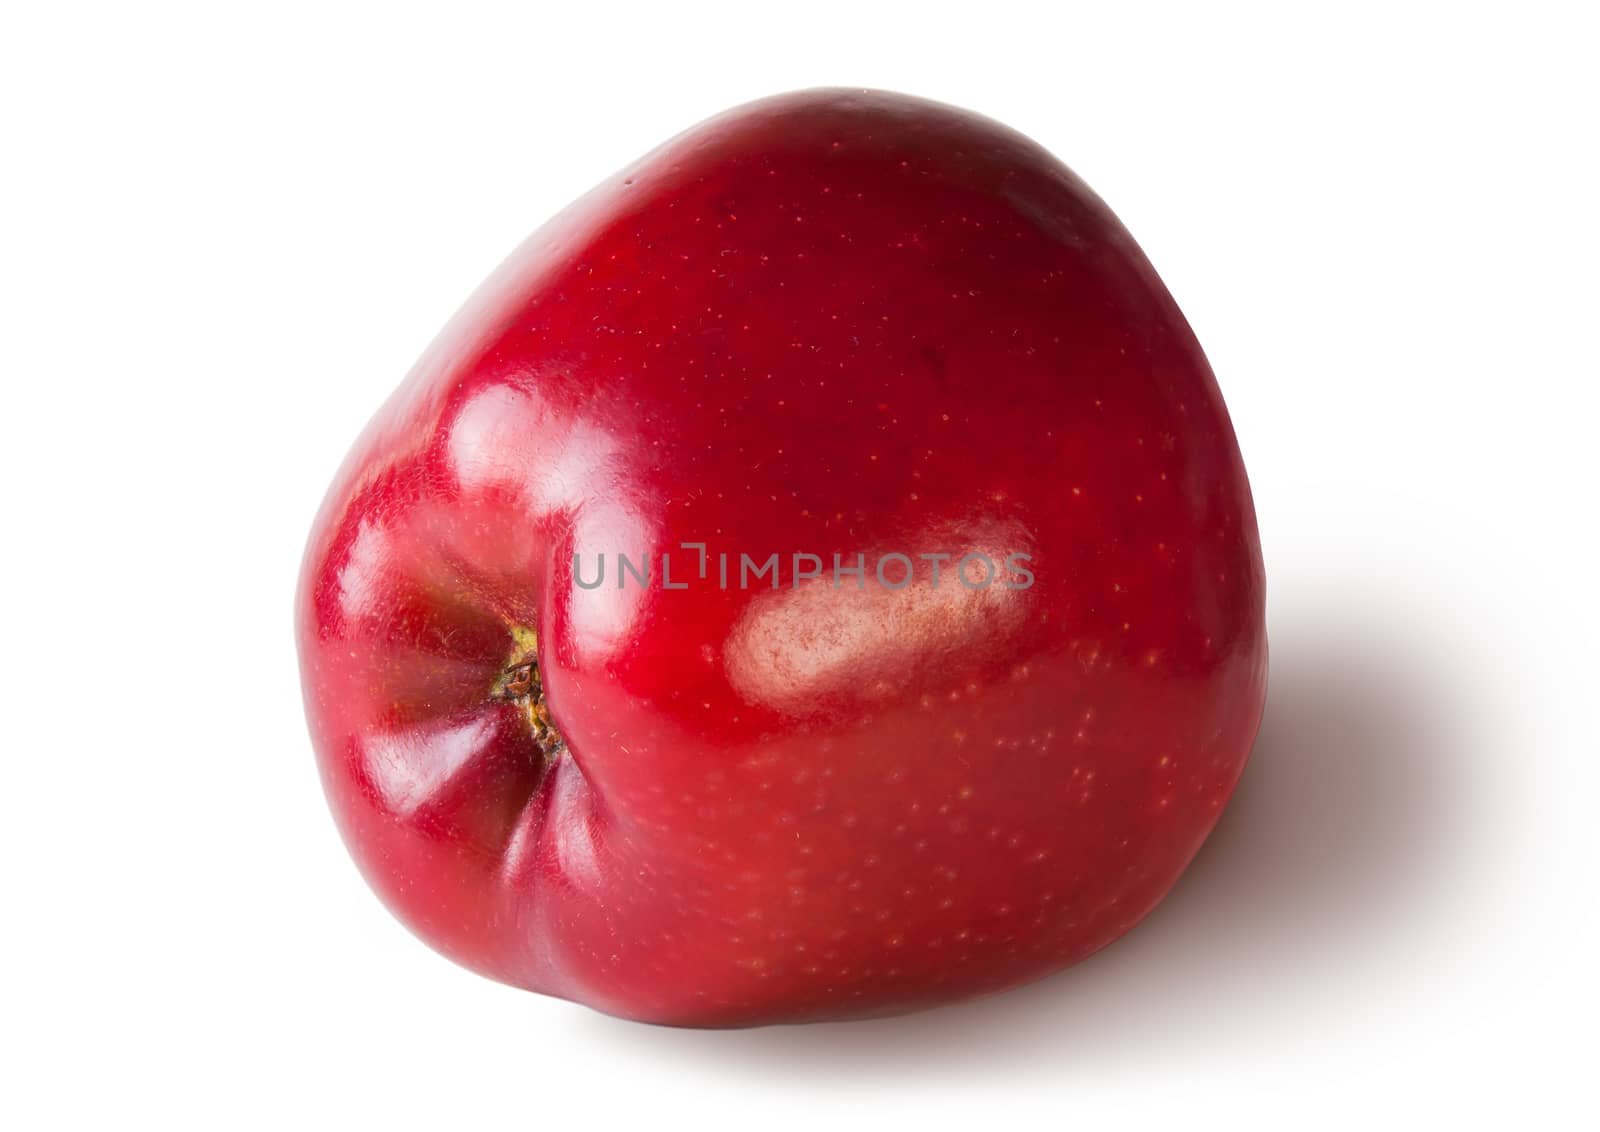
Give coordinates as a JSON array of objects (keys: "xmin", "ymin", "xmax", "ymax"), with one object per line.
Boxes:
[{"xmin": 297, "ymin": 89, "xmax": 1266, "ymax": 1026}]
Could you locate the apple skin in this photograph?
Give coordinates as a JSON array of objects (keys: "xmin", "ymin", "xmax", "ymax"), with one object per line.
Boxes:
[{"xmin": 297, "ymin": 89, "xmax": 1266, "ymax": 1027}]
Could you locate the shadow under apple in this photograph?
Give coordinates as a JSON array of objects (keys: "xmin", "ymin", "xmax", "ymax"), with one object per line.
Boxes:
[{"xmin": 582, "ymin": 598, "xmax": 1482, "ymax": 1074}]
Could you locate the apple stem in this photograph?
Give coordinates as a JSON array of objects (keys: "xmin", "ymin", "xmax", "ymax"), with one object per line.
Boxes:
[{"xmin": 490, "ymin": 630, "xmax": 565, "ymax": 760}]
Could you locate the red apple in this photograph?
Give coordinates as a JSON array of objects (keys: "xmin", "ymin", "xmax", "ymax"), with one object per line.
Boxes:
[{"xmin": 297, "ymin": 89, "xmax": 1266, "ymax": 1026}]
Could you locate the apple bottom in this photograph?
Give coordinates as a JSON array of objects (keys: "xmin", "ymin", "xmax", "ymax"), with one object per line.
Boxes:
[{"xmin": 319, "ymin": 644, "xmax": 1257, "ymax": 1027}]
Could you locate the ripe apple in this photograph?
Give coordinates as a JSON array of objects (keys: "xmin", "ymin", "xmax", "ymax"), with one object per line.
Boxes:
[{"xmin": 297, "ymin": 89, "xmax": 1266, "ymax": 1026}]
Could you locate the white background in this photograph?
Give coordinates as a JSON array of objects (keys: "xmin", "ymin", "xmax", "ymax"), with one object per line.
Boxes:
[{"xmin": 4, "ymin": 2, "xmax": 1596, "ymax": 1126}]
